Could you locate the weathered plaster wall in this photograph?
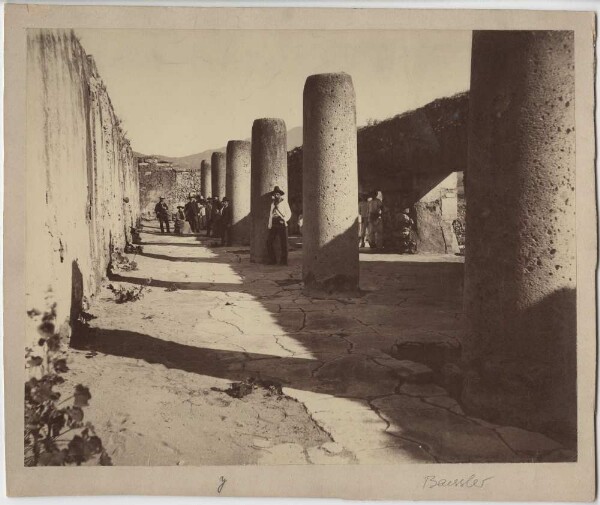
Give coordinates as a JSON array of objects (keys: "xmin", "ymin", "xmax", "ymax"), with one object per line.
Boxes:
[
  {"xmin": 26, "ymin": 29, "xmax": 140, "ymax": 334},
  {"xmin": 138, "ymin": 159, "xmax": 202, "ymax": 217},
  {"xmin": 288, "ymin": 92, "xmax": 468, "ymax": 252}
]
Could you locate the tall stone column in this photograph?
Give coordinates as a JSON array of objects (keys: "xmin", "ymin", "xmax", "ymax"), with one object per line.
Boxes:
[
  {"xmin": 200, "ymin": 159, "xmax": 211, "ymax": 198},
  {"xmin": 226, "ymin": 140, "xmax": 251, "ymax": 245},
  {"xmin": 302, "ymin": 73, "xmax": 359, "ymax": 293},
  {"xmin": 250, "ymin": 118, "xmax": 287, "ymax": 263},
  {"xmin": 463, "ymin": 31, "xmax": 576, "ymax": 442},
  {"xmin": 211, "ymin": 152, "xmax": 226, "ymax": 199}
]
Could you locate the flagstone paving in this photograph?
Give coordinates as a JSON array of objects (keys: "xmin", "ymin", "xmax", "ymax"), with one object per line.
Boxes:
[{"xmin": 64, "ymin": 221, "xmax": 569, "ymax": 465}]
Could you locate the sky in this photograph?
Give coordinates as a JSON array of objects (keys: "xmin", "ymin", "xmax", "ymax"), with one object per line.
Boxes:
[{"xmin": 77, "ymin": 29, "xmax": 471, "ymax": 157}]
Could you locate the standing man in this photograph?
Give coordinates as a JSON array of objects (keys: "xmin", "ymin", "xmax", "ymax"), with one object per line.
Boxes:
[
  {"xmin": 358, "ymin": 193, "xmax": 370, "ymax": 248},
  {"xmin": 155, "ymin": 196, "xmax": 170, "ymax": 234},
  {"xmin": 266, "ymin": 186, "xmax": 292, "ymax": 266},
  {"xmin": 184, "ymin": 194, "xmax": 200, "ymax": 233},
  {"xmin": 197, "ymin": 195, "xmax": 206, "ymax": 230},
  {"xmin": 367, "ymin": 190, "xmax": 383, "ymax": 248},
  {"xmin": 205, "ymin": 197, "xmax": 213, "ymax": 237},
  {"xmin": 220, "ymin": 197, "xmax": 232, "ymax": 246},
  {"xmin": 211, "ymin": 196, "xmax": 222, "ymax": 238}
]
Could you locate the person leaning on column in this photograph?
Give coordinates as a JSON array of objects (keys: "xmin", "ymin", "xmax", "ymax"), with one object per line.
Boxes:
[{"xmin": 266, "ymin": 186, "xmax": 292, "ymax": 266}]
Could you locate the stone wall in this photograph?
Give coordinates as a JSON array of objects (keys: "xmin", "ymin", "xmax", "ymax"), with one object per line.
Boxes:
[
  {"xmin": 138, "ymin": 158, "xmax": 201, "ymax": 218},
  {"xmin": 26, "ymin": 29, "xmax": 140, "ymax": 335},
  {"xmin": 288, "ymin": 92, "xmax": 468, "ymax": 252},
  {"xmin": 138, "ymin": 158, "xmax": 200, "ymax": 218}
]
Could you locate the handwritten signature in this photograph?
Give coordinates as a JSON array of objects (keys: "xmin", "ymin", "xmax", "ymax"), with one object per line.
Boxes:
[
  {"xmin": 423, "ymin": 474, "xmax": 493, "ymax": 489},
  {"xmin": 217, "ymin": 476, "xmax": 227, "ymax": 494}
]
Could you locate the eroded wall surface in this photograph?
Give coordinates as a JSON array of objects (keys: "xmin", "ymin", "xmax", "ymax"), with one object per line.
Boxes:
[
  {"xmin": 138, "ymin": 159, "xmax": 202, "ymax": 218},
  {"xmin": 26, "ymin": 29, "xmax": 140, "ymax": 332}
]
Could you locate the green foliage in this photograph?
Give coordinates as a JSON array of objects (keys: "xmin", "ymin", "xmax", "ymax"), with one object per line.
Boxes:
[{"xmin": 25, "ymin": 306, "xmax": 112, "ymax": 466}]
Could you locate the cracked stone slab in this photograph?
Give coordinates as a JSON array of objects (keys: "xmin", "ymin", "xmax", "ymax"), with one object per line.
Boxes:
[
  {"xmin": 495, "ymin": 426, "xmax": 563, "ymax": 456},
  {"xmin": 242, "ymin": 357, "xmax": 321, "ymax": 387},
  {"xmin": 312, "ymin": 355, "xmax": 400, "ymax": 397},
  {"xmin": 304, "ymin": 313, "xmax": 369, "ymax": 333},
  {"xmin": 398, "ymin": 383, "xmax": 449, "ymax": 397},
  {"xmin": 336, "ymin": 305, "xmax": 415, "ymax": 327},
  {"xmin": 422, "ymin": 395, "xmax": 465, "ymax": 415},
  {"xmin": 293, "ymin": 301, "xmax": 341, "ymax": 313},
  {"xmin": 286, "ymin": 333, "xmax": 349, "ymax": 355},
  {"xmin": 373, "ymin": 357, "xmax": 434, "ymax": 384},
  {"xmin": 372, "ymin": 395, "xmax": 520, "ymax": 462}
]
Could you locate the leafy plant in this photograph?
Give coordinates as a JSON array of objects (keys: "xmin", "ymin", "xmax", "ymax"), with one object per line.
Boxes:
[
  {"xmin": 108, "ymin": 248, "xmax": 139, "ymax": 273},
  {"xmin": 25, "ymin": 306, "xmax": 112, "ymax": 466},
  {"xmin": 125, "ymin": 243, "xmax": 143, "ymax": 254},
  {"xmin": 107, "ymin": 283, "xmax": 146, "ymax": 303}
]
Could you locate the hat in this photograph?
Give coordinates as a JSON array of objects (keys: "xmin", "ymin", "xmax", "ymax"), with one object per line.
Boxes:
[
  {"xmin": 222, "ymin": 197, "xmax": 229, "ymax": 202},
  {"xmin": 271, "ymin": 186, "xmax": 285, "ymax": 196},
  {"xmin": 177, "ymin": 205, "xmax": 184, "ymax": 209},
  {"xmin": 159, "ymin": 196, "xmax": 165, "ymax": 200}
]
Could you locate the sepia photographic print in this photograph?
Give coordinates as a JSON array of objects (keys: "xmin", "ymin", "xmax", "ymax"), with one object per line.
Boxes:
[{"xmin": 4, "ymin": 4, "xmax": 597, "ymax": 501}]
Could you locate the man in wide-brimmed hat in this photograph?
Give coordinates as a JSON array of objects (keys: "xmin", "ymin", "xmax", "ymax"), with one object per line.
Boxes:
[
  {"xmin": 184, "ymin": 193, "xmax": 200, "ymax": 233},
  {"xmin": 220, "ymin": 197, "xmax": 232, "ymax": 246},
  {"xmin": 210, "ymin": 196, "xmax": 222, "ymax": 238},
  {"xmin": 154, "ymin": 196, "xmax": 170, "ymax": 234},
  {"xmin": 266, "ymin": 186, "xmax": 292, "ymax": 265}
]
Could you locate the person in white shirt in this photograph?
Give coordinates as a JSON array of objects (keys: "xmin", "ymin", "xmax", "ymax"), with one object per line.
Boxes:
[{"xmin": 267, "ymin": 186, "xmax": 292, "ymax": 265}]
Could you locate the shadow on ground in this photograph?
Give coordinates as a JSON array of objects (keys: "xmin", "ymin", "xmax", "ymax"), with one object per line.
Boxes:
[{"xmin": 75, "ymin": 220, "xmax": 572, "ymax": 463}]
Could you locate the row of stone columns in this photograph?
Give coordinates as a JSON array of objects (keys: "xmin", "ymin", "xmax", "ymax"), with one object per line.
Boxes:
[
  {"xmin": 195, "ymin": 73, "xmax": 360, "ymax": 294},
  {"xmin": 194, "ymin": 36, "xmax": 575, "ymax": 436}
]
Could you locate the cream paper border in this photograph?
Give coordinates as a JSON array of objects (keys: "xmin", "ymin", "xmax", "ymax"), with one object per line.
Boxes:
[{"xmin": 4, "ymin": 4, "xmax": 597, "ymax": 500}]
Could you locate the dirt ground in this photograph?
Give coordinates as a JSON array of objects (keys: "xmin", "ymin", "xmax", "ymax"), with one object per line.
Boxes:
[{"xmin": 63, "ymin": 220, "xmax": 571, "ymax": 466}]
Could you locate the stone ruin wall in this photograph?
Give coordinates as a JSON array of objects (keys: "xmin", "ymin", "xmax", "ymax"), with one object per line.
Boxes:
[
  {"xmin": 288, "ymin": 92, "xmax": 469, "ymax": 252},
  {"xmin": 26, "ymin": 29, "xmax": 140, "ymax": 336},
  {"xmin": 138, "ymin": 159, "xmax": 202, "ymax": 218}
]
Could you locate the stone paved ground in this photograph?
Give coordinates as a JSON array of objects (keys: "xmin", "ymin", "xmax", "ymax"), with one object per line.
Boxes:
[{"xmin": 65, "ymin": 221, "xmax": 569, "ymax": 465}]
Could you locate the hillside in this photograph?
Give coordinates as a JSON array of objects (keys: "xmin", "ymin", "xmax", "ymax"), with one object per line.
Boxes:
[{"xmin": 135, "ymin": 126, "xmax": 303, "ymax": 169}]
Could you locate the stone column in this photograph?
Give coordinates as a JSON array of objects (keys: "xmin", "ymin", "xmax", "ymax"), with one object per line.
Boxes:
[
  {"xmin": 211, "ymin": 152, "xmax": 226, "ymax": 199},
  {"xmin": 200, "ymin": 160, "xmax": 211, "ymax": 198},
  {"xmin": 226, "ymin": 140, "xmax": 251, "ymax": 245},
  {"xmin": 463, "ymin": 31, "xmax": 576, "ymax": 442},
  {"xmin": 250, "ymin": 118, "xmax": 287, "ymax": 263},
  {"xmin": 302, "ymin": 73, "xmax": 359, "ymax": 293}
]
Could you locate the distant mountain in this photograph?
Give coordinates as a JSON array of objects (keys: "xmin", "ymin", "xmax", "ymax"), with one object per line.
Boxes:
[{"xmin": 134, "ymin": 126, "xmax": 303, "ymax": 169}]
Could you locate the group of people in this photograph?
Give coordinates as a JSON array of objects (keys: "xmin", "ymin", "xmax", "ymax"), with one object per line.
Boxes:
[
  {"xmin": 154, "ymin": 194, "xmax": 232, "ymax": 245},
  {"xmin": 358, "ymin": 190, "xmax": 416, "ymax": 252},
  {"xmin": 153, "ymin": 185, "xmax": 292, "ymax": 264}
]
